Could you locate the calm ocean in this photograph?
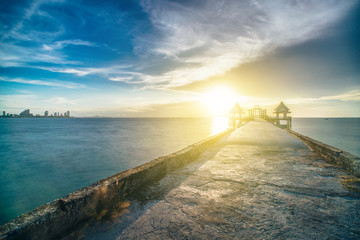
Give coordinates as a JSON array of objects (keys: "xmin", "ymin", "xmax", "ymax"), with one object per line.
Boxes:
[
  {"xmin": 0, "ymin": 117, "xmax": 359, "ymax": 225},
  {"xmin": 292, "ymin": 118, "xmax": 360, "ymax": 157}
]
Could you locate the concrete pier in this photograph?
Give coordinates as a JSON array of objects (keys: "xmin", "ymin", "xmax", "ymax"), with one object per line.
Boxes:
[{"xmin": 75, "ymin": 120, "xmax": 360, "ymax": 239}]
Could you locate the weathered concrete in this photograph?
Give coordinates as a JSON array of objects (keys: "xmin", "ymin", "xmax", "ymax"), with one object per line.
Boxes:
[
  {"xmin": 0, "ymin": 130, "xmax": 231, "ymax": 240},
  {"xmin": 288, "ymin": 129, "xmax": 360, "ymax": 177},
  {"xmin": 78, "ymin": 120, "xmax": 360, "ymax": 239}
]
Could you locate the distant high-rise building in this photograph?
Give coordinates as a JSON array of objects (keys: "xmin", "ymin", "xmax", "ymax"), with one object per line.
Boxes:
[
  {"xmin": 44, "ymin": 110, "xmax": 49, "ymax": 117},
  {"xmin": 54, "ymin": 112, "xmax": 57, "ymax": 117},
  {"xmin": 2, "ymin": 111, "xmax": 5, "ymax": 116},
  {"xmin": 19, "ymin": 109, "xmax": 33, "ymax": 117},
  {"xmin": 66, "ymin": 111, "xmax": 70, "ymax": 117}
]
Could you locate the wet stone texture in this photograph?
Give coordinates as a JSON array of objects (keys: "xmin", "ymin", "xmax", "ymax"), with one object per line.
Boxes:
[{"xmin": 81, "ymin": 120, "xmax": 360, "ymax": 240}]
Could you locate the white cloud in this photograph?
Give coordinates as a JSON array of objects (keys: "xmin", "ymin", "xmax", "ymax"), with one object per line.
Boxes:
[
  {"xmin": 0, "ymin": 77, "xmax": 86, "ymax": 89},
  {"xmin": 1, "ymin": 0, "xmax": 66, "ymax": 42},
  {"xmin": 109, "ymin": 76, "xmax": 134, "ymax": 82},
  {"xmin": 45, "ymin": 68, "xmax": 93, "ymax": 76},
  {"xmin": 42, "ymin": 39, "xmax": 96, "ymax": 51},
  {"xmin": 286, "ymin": 90, "xmax": 360, "ymax": 104},
  {"xmin": 0, "ymin": 1, "xmax": 95, "ymax": 67},
  {"xmin": 41, "ymin": 65, "xmax": 136, "ymax": 78},
  {"xmin": 320, "ymin": 90, "xmax": 360, "ymax": 101},
  {"xmin": 131, "ymin": 0, "xmax": 355, "ymax": 88},
  {"xmin": 0, "ymin": 94, "xmax": 40, "ymax": 101},
  {"xmin": 46, "ymin": 97, "xmax": 77, "ymax": 105},
  {"xmin": 0, "ymin": 42, "xmax": 80, "ymax": 67}
]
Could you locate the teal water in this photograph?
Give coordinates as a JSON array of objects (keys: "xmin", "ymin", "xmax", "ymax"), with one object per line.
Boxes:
[
  {"xmin": 0, "ymin": 118, "xmax": 359, "ymax": 225},
  {"xmin": 292, "ymin": 118, "xmax": 360, "ymax": 156},
  {"xmin": 0, "ymin": 118, "xmax": 220, "ymax": 225}
]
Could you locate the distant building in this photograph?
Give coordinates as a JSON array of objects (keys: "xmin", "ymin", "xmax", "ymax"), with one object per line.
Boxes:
[
  {"xmin": 19, "ymin": 109, "xmax": 33, "ymax": 117},
  {"xmin": 1, "ymin": 109, "xmax": 70, "ymax": 118}
]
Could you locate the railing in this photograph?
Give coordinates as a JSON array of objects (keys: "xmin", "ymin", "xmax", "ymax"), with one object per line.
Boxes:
[{"xmin": 266, "ymin": 116, "xmax": 292, "ymax": 129}]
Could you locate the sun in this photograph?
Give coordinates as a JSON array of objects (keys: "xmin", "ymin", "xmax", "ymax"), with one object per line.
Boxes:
[{"xmin": 201, "ymin": 86, "xmax": 238, "ymax": 117}]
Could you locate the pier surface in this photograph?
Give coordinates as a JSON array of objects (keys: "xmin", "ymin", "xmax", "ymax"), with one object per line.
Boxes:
[{"xmin": 76, "ymin": 120, "xmax": 360, "ymax": 239}]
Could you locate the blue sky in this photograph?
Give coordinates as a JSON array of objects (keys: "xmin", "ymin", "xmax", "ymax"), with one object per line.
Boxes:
[{"xmin": 0, "ymin": 0, "xmax": 359, "ymax": 117}]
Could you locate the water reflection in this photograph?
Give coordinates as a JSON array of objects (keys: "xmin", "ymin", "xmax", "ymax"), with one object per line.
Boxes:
[{"xmin": 211, "ymin": 117, "xmax": 229, "ymax": 135}]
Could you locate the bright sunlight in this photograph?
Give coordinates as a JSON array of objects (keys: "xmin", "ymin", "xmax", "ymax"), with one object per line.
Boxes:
[{"xmin": 201, "ymin": 86, "xmax": 238, "ymax": 117}]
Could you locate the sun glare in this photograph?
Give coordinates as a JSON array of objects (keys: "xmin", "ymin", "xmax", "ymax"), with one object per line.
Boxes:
[
  {"xmin": 202, "ymin": 86, "xmax": 238, "ymax": 117},
  {"xmin": 211, "ymin": 117, "xmax": 229, "ymax": 134}
]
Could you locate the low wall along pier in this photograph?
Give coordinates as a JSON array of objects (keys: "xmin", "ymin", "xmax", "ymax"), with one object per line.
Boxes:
[
  {"xmin": 288, "ymin": 129, "xmax": 360, "ymax": 177},
  {"xmin": 0, "ymin": 130, "xmax": 232, "ymax": 240}
]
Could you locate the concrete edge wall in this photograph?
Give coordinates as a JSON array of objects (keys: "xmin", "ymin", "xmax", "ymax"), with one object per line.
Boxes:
[
  {"xmin": 0, "ymin": 129, "xmax": 232, "ymax": 240},
  {"xmin": 287, "ymin": 129, "xmax": 360, "ymax": 177}
]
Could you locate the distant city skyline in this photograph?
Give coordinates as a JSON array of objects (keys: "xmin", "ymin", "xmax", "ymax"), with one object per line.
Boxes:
[
  {"xmin": 0, "ymin": 1, "xmax": 359, "ymax": 117},
  {"xmin": 1, "ymin": 109, "xmax": 71, "ymax": 118}
]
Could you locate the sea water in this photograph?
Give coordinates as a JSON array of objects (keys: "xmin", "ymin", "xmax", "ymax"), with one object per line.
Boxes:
[
  {"xmin": 292, "ymin": 118, "xmax": 360, "ymax": 157},
  {"xmin": 0, "ymin": 118, "xmax": 226, "ymax": 225},
  {"xmin": 0, "ymin": 117, "xmax": 359, "ymax": 225}
]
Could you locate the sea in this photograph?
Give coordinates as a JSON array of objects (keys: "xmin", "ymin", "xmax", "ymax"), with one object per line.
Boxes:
[{"xmin": 0, "ymin": 117, "xmax": 359, "ymax": 225}]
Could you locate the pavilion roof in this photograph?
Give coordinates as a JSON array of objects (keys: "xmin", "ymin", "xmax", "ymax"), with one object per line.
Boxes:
[
  {"xmin": 231, "ymin": 103, "xmax": 245, "ymax": 114},
  {"xmin": 274, "ymin": 101, "xmax": 291, "ymax": 113}
]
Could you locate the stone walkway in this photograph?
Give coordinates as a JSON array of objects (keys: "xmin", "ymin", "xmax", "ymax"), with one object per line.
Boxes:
[{"xmin": 78, "ymin": 120, "xmax": 360, "ymax": 239}]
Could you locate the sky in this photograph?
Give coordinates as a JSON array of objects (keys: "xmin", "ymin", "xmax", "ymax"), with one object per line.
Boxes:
[{"xmin": 0, "ymin": 0, "xmax": 359, "ymax": 117}]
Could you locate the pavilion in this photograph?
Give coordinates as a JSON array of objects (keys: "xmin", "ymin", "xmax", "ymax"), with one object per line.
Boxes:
[
  {"xmin": 229, "ymin": 103, "xmax": 245, "ymax": 128},
  {"xmin": 274, "ymin": 101, "xmax": 292, "ymax": 128}
]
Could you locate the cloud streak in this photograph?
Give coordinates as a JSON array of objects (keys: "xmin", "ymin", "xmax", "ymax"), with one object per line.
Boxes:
[
  {"xmin": 0, "ymin": 77, "xmax": 86, "ymax": 89},
  {"xmin": 0, "ymin": 0, "xmax": 98, "ymax": 67},
  {"xmin": 41, "ymin": 65, "xmax": 135, "ymax": 78},
  {"xmin": 43, "ymin": 39, "xmax": 96, "ymax": 51},
  {"xmin": 286, "ymin": 90, "xmax": 360, "ymax": 104}
]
